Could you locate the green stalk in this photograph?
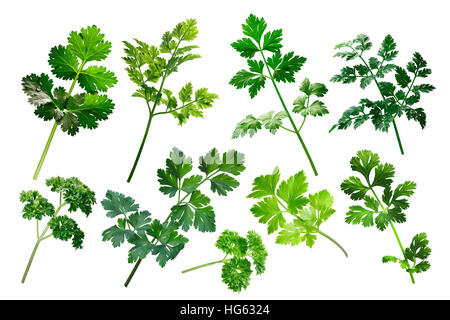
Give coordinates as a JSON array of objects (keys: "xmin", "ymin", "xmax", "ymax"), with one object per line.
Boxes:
[
  {"xmin": 21, "ymin": 200, "xmax": 67, "ymax": 283},
  {"xmin": 317, "ymin": 230, "xmax": 348, "ymax": 258},
  {"xmin": 33, "ymin": 121, "xmax": 58, "ymax": 180},
  {"xmin": 259, "ymin": 49, "xmax": 318, "ymax": 176},
  {"xmin": 367, "ymin": 186, "xmax": 415, "ymax": 284},
  {"xmin": 124, "ymin": 258, "xmax": 142, "ymax": 288},
  {"xmin": 181, "ymin": 258, "xmax": 228, "ymax": 274}
]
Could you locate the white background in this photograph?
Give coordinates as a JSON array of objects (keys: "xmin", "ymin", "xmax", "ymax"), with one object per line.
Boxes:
[{"xmin": 1, "ymin": 0, "xmax": 449, "ymax": 299}]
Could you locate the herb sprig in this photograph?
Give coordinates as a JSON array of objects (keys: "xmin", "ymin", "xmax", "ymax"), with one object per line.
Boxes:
[
  {"xmin": 22, "ymin": 26, "xmax": 117, "ymax": 180},
  {"xmin": 341, "ymin": 150, "xmax": 431, "ymax": 283},
  {"xmin": 20, "ymin": 177, "xmax": 96, "ymax": 283},
  {"xmin": 331, "ymin": 34, "xmax": 435, "ymax": 155},
  {"xmin": 230, "ymin": 14, "xmax": 330, "ymax": 176},
  {"xmin": 102, "ymin": 147, "xmax": 245, "ymax": 287},
  {"xmin": 124, "ymin": 19, "xmax": 218, "ymax": 182},
  {"xmin": 248, "ymin": 167, "xmax": 347, "ymax": 257},
  {"xmin": 182, "ymin": 230, "xmax": 268, "ymax": 293}
]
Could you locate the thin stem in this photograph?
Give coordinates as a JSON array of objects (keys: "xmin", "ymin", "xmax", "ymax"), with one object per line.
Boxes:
[
  {"xmin": 317, "ymin": 230, "xmax": 348, "ymax": 258},
  {"xmin": 392, "ymin": 120, "xmax": 404, "ymax": 155},
  {"xmin": 259, "ymin": 49, "xmax": 318, "ymax": 176},
  {"xmin": 181, "ymin": 258, "xmax": 228, "ymax": 274},
  {"xmin": 298, "ymin": 116, "xmax": 307, "ymax": 131},
  {"xmin": 124, "ymin": 258, "xmax": 142, "ymax": 288},
  {"xmin": 33, "ymin": 121, "xmax": 58, "ymax": 180},
  {"xmin": 280, "ymin": 126, "xmax": 296, "ymax": 134},
  {"xmin": 126, "ymin": 106, "xmax": 154, "ymax": 183},
  {"xmin": 367, "ymin": 185, "xmax": 415, "ymax": 284}
]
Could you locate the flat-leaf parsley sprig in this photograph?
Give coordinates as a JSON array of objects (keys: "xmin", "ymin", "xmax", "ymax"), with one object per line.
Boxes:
[
  {"xmin": 248, "ymin": 167, "xmax": 348, "ymax": 257},
  {"xmin": 341, "ymin": 150, "xmax": 431, "ymax": 283},
  {"xmin": 20, "ymin": 177, "xmax": 96, "ymax": 283},
  {"xmin": 102, "ymin": 147, "xmax": 245, "ymax": 287},
  {"xmin": 330, "ymin": 34, "xmax": 435, "ymax": 155},
  {"xmin": 182, "ymin": 230, "xmax": 268, "ymax": 293},
  {"xmin": 230, "ymin": 14, "xmax": 330, "ymax": 176},
  {"xmin": 123, "ymin": 19, "xmax": 218, "ymax": 182},
  {"xmin": 22, "ymin": 26, "xmax": 117, "ymax": 180}
]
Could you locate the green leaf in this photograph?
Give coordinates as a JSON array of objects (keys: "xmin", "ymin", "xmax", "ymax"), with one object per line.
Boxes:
[
  {"xmin": 101, "ymin": 190, "xmax": 139, "ymax": 218},
  {"xmin": 181, "ymin": 174, "xmax": 202, "ymax": 193},
  {"xmin": 78, "ymin": 66, "xmax": 117, "ymax": 93},
  {"xmin": 231, "ymin": 38, "xmax": 259, "ymax": 58},
  {"xmin": 20, "ymin": 191, "xmax": 55, "ymax": 220},
  {"xmin": 229, "ymin": 69, "xmax": 266, "ymax": 98},
  {"xmin": 102, "ymin": 225, "xmax": 134, "ymax": 248},
  {"xmin": 276, "ymin": 170, "xmax": 309, "ymax": 213},
  {"xmin": 257, "ymin": 111, "xmax": 287, "ymax": 133},
  {"xmin": 308, "ymin": 190, "xmax": 336, "ymax": 226},
  {"xmin": 221, "ymin": 257, "xmax": 252, "ymax": 293},
  {"xmin": 127, "ymin": 233, "xmax": 155, "ymax": 263},
  {"xmin": 250, "ymin": 196, "xmax": 285, "ymax": 234},
  {"xmin": 341, "ymin": 176, "xmax": 369, "ymax": 200},
  {"xmin": 22, "ymin": 73, "xmax": 54, "ymax": 107},
  {"xmin": 210, "ymin": 173, "xmax": 240, "ymax": 196},
  {"xmin": 192, "ymin": 205, "xmax": 215, "ymax": 233},
  {"xmin": 68, "ymin": 25, "xmax": 112, "ymax": 62},
  {"xmin": 216, "ymin": 230, "xmax": 248, "ymax": 257},
  {"xmin": 178, "ymin": 82, "xmax": 193, "ymax": 103},
  {"xmin": 395, "ymin": 66, "xmax": 411, "ymax": 88},
  {"xmin": 172, "ymin": 18, "xmax": 198, "ymax": 42},
  {"xmin": 267, "ymin": 51, "xmax": 306, "ymax": 83},
  {"xmin": 49, "ymin": 215, "xmax": 85, "ymax": 249},
  {"xmin": 276, "ymin": 222, "xmax": 302, "ymax": 246},
  {"xmin": 170, "ymin": 204, "xmax": 195, "ymax": 232},
  {"xmin": 242, "ymin": 14, "xmax": 267, "ymax": 44},
  {"xmin": 377, "ymin": 34, "xmax": 398, "ymax": 61},
  {"xmin": 262, "ymin": 29, "xmax": 282, "ymax": 52},
  {"xmin": 128, "ymin": 210, "xmax": 152, "ymax": 233},
  {"xmin": 345, "ymin": 205, "xmax": 375, "ymax": 227},
  {"xmin": 232, "ymin": 115, "xmax": 262, "ymax": 138},
  {"xmin": 246, "ymin": 231, "xmax": 268, "ymax": 275},
  {"xmin": 372, "ymin": 163, "xmax": 395, "ymax": 188},
  {"xmin": 248, "ymin": 167, "xmax": 280, "ymax": 199},
  {"xmin": 350, "ymin": 149, "xmax": 380, "ymax": 182},
  {"xmin": 48, "ymin": 45, "xmax": 79, "ymax": 80}
]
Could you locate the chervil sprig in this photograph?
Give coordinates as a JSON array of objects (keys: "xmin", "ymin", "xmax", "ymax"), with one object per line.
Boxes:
[
  {"xmin": 248, "ymin": 167, "xmax": 347, "ymax": 257},
  {"xmin": 102, "ymin": 147, "xmax": 245, "ymax": 287},
  {"xmin": 20, "ymin": 177, "xmax": 96, "ymax": 283},
  {"xmin": 230, "ymin": 14, "xmax": 330, "ymax": 176},
  {"xmin": 181, "ymin": 230, "xmax": 267, "ymax": 293},
  {"xmin": 123, "ymin": 19, "xmax": 218, "ymax": 182},
  {"xmin": 330, "ymin": 34, "xmax": 435, "ymax": 155},
  {"xmin": 341, "ymin": 150, "xmax": 431, "ymax": 283},
  {"xmin": 22, "ymin": 26, "xmax": 117, "ymax": 180}
]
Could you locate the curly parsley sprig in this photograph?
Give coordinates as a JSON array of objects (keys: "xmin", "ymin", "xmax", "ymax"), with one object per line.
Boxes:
[
  {"xmin": 102, "ymin": 147, "xmax": 245, "ymax": 287},
  {"xmin": 230, "ymin": 14, "xmax": 330, "ymax": 176},
  {"xmin": 20, "ymin": 177, "xmax": 96, "ymax": 283},
  {"xmin": 331, "ymin": 34, "xmax": 435, "ymax": 155},
  {"xmin": 124, "ymin": 19, "xmax": 218, "ymax": 182},
  {"xmin": 181, "ymin": 230, "xmax": 268, "ymax": 293},
  {"xmin": 341, "ymin": 150, "xmax": 431, "ymax": 283},
  {"xmin": 22, "ymin": 26, "xmax": 117, "ymax": 180}
]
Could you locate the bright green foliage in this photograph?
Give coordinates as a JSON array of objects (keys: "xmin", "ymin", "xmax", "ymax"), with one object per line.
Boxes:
[
  {"xmin": 23, "ymin": 26, "xmax": 116, "ymax": 180},
  {"xmin": 331, "ymin": 34, "xmax": 435, "ymax": 154},
  {"xmin": 102, "ymin": 148, "xmax": 245, "ymax": 286},
  {"xmin": 124, "ymin": 19, "xmax": 218, "ymax": 182},
  {"xmin": 182, "ymin": 230, "xmax": 267, "ymax": 293},
  {"xmin": 20, "ymin": 177, "xmax": 95, "ymax": 283},
  {"xmin": 341, "ymin": 150, "xmax": 431, "ymax": 283},
  {"xmin": 23, "ymin": 26, "xmax": 116, "ymax": 136},
  {"xmin": 248, "ymin": 168, "xmax": 347, "ymax": 256},
  {"xmin": 230, "ymin": 14, "xmax": 328, "ymax": 176}
]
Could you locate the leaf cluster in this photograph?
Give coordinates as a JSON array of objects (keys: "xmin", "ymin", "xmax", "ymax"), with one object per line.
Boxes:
[
  {"xmin": 331, "ymin": 34, "xmax": 434, "ymax": 132},
  {"xmin": 248, "ymin": 167, "xmax": 335, "ymax": 248},
  {"xmin": 123, "ymin": 19, "xmax": 218, "ymax": 125},
  {"xmin": 103, "ymin": 147, "xmax": 245, "ymax": 267},
  {"xmin": 20, "ymin": 177, "xmax": 95, "ymax": 249},
  {"xmin": 216, "ymin": 230, "xmax": 267, "ymax": 292},
  {"xmin": 229, "ymin": 14, "xmax": 306, "ymax": 98},
  {"xmin": 22, "ymin": 26, "xmax": 116, "ymax": 136}
]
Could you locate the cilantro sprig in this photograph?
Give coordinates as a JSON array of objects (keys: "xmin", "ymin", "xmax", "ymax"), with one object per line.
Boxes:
[
  {"xmin": 20, "ymin": 177, "xmax": 96, "ymax": 283},
  {"xmin": 22, "ymin": 26, "xmax": 117, "ymax": 180},
  {"xmin": 124, "ymin": 19, "xmax": 218, "ymax": 182},
  {"xmin": 230, "ymin": 14, "xmax": 330, "ymax": 176},
  {"xmin": 341, "ymin": 150, "xmax": 431, "ymax": 283},
  {"xmin": 181, "ymin": 230, "xmax": 267, "ymax": 293},
  {"xmin": 331, "ymin": 34, "xmax": 435, "ymax": 155},
  {"xmin": 248, "ymin": 167, "xmax": 347, "ymax": 257},
  {"xmin": 102, "ymin": 147, "xmax": 245, "ymax": 287}
]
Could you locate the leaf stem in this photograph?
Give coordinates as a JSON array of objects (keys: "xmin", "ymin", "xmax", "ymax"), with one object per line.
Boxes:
[
  {"xmin": 181, "ymin": 258, "xmax": 229, "ymax": 274},
  {"xmin": 392, "ymin": 120, "xmax": 404, "ymax": 155},
  {"xmin": 317, "ymin": 230, "xmax": 348, "ymax": 258},
  {"xmin": 367, "ymin": 185, "xmax": 415, "ymax": 284},
  {"xmin": 33, "ymin": 121, "xmax": 58, "ymax": 180},
  {"xmin": 259, "ymin": 49, "xmax": 318, "ymax": 176},
  {"xmin": 124, "ymin": 258, "xmax": 142, "ymax": 288}
]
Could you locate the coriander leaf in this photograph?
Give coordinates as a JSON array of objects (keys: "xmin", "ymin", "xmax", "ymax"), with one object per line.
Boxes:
[
  {"xmin": 267, "ymin": 51, "xmax": 306, "ymax": 83},
  {"xmin": 78, "ymin": 66, "xmax": 118, "ymax": 93},
  {"xmin": 231, "ymin": 38, "xmax": 259, "ymax": 58},
  {"xmin": 262, "ymin": 29, "xmax": 282, "ymax": 52},
  {"xmin": 68, "ymin": 25, "xmax": 112, "ymax": 62},
  {"xmin": 22, "ymin": 73, "xmax": 54, "ymax": 106},
  {"xmin": 242, "ymin": 14, "xmax": 267, "ymax": 44},
  {"xmin": 48, "ymin": 45, "xmax": 79, "ymax": 80}
]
